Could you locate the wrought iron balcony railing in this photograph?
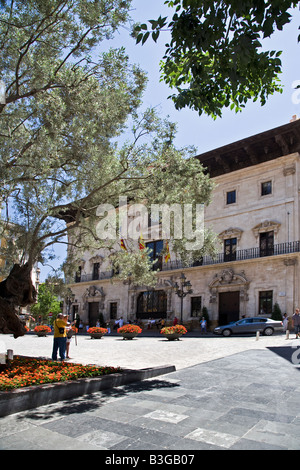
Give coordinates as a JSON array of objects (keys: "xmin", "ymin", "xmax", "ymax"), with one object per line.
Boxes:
[{"xmin": 73, "ymin": 240, "xmax": 300, "ymax": 283}]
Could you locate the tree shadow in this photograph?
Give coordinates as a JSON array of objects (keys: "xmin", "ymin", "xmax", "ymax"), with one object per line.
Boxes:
[
  {"xmin": 268, "ymin": 346, "xmax": 300, "ymax": 369},
  {"xmin": 16, "ymin": 377, "xmax": 180, "ymax": 421}
]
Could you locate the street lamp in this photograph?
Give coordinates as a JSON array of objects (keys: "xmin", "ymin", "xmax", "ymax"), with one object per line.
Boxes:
[{"xmin": 174, "ymin": 272, "xmax": 193, "ymax": 323}]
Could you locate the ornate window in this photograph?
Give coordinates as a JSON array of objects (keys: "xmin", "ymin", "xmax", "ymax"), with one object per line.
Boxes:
[
  {"xmin": 259, "ymin": 291, "xmax": 273, "ymax": 315},
  {"xmin": 226, "ymin": 190, "xmax": 236, "ymax": 204},
  {"xmin": 259, "ymin": 231, "xmax": 274, "ymax": 257},
  {"xmin": 137, "ymin": 290, "xmax": 167, "ymax": 319},
  {"xmin": 191, "ymin": 296, "xmax": 202, "ymax": 317},
  {"xmin": 146, "ymin": 240, "xmax": 163, "ymax": 270},
  {"xmin": 261, "ymin": 181, "xmax": 272, "ymax": 196},
  {"xmin": 224, "ymin": 238, "xmax": 237, "ymax": 261}
]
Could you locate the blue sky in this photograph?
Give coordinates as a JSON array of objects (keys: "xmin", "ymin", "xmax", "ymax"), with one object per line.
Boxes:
[
  {"xmin": 116, "ymin": 1, "xmax": 300, "ymax": 152},
  {"xmin": 39, "ymin": 1, "xmax": 300, "ymax": 281}
]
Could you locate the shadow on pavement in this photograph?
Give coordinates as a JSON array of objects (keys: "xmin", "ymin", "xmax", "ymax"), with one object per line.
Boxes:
[{"xmin": 268, "ymin": 346, "xmax": 300, "ymax": 369}]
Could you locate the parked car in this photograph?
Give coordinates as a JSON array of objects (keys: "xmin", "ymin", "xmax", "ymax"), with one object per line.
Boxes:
[{"xmin": 213, "ymin": 317, "xmax": 283, "ymax": 337}]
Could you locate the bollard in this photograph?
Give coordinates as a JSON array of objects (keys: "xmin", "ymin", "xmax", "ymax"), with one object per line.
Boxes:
[
  {"xmin": 256, "ymin": 331, "xmax": 260, "ymax": 341},
  {"xmin": 286, "ymin": 330, "xmax": 290, "ymax": 340},
  {"xmin": 6, "ymin": 349, "xmax": 13, "ymax": 365},
  {"xmin": 7, "ymin": 349, "xmax": 13, "ymax": 360}
]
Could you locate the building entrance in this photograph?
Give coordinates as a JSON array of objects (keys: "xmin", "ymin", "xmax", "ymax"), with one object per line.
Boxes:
[
  {"xmin": 136, "ymin": 290, "xmax": 167, "ymax": 319},
  {"xmin": 218, "ymin": 291, "xmax": 240, "ymax": 325},
  {"xmin": 88, "ymin": 302, "xmax": 99, "ymax": 327}
]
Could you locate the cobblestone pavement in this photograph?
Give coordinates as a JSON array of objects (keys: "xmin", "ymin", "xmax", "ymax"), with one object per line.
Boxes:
[{"xmin": 1, "ymin": 333, "xmax": 300, "ymax": 451}]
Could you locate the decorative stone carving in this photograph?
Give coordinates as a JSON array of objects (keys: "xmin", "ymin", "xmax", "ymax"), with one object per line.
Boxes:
[
  {"xmin": 218, "ymin": 228, "xmax": 243, "ymax": 241},
  {"xmin": 209, "ymin": 268, "xmax": 249, "ymax": 302},
  {"xmin": 283, "ymin": 164, "xmax": 296, "ymax": 176},
  {"xmin": 89, "ymin": 255, "xmax": 103, "ymax": 264},
  {"xmin": 252, "ymin": 220, "xmax": 281, "ymax": 238},
  {"xmin": 284, "ymin": 258, "xmax": 297, "ymax": 266},
  {"xmin": 84, "ymin": 285, "xmax": 104, "ymax": 297}
]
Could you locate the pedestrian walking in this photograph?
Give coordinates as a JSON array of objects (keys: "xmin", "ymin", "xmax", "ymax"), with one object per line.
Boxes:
[
  {"xmin": 282, "ymin": 313, "xmax": 289, "ymax": 333},
  {"xmin": 292, "ymin": 308, "xmax": 300, "ymax": 339},
  {"xmin": 52, "ymin": 314, "xmax": 67, "ymax": 361}
]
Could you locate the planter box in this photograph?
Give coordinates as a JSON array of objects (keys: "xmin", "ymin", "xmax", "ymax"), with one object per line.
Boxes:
[
  {"xmin": 120, "ymin": 333, "xmax": 138, "ymax": 340},
  {"xmin": 163, "ymin": 333, "xmax": 182, "ymax": 341},
  {"xmin": 0, "ymin": 364, "xmax": 176, "ymax": 417}
]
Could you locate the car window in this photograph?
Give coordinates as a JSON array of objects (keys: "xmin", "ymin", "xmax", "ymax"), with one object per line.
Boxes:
[{"xmin": 237, "ymin": 319, "xmax": 253, "ymax": 324}]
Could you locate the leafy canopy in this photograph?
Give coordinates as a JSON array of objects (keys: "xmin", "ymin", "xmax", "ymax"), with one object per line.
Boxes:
[
  {"xmin": 133, "ymin": 0, "xmax": 299, "ymax": 118},
  {"xmin": 0, "ymin": 0, "xmax": 215, "ymax": 287},
  {"xmin": 30, "ymin": 282, "xmax": 61, "ymax": 323}
]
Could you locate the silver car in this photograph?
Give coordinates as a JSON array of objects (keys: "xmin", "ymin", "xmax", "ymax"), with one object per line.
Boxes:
[{"xmin": 213, "ymin": 317, "xmax": 283, "ymax": 337}]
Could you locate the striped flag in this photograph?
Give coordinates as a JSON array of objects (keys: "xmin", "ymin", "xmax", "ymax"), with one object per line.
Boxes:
[
  {"xmin": 165, "ymin": 240, "xmax": 170, "ymax": 262},
  {"xmin": 139, "ymin": 233, "xmax": 145, "ymax": 250},
  {"xmin": 120, "ymin": 239, "xmax": 127, "ymax": 251}
]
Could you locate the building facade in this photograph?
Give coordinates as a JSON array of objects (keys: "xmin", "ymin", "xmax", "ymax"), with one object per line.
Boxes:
[{"xmin": 67, "ymin": 119, "xmax": 300, "ymax": 330}]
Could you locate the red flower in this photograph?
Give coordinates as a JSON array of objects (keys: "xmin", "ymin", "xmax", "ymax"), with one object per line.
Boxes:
[
  {"xmin": 87, "ymin": 327, "xmax": 108, "ymax": 335},
  {"xmin": 117, "ymin": 324, "xmax": 142, "ymax": 334}
]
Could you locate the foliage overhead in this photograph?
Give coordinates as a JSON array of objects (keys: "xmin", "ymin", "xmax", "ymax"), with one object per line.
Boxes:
[
  {"xmin": 133, "ymin": 0, "xmax": 299, "ymax": 118},
  {"xmin": 0, "ymin": 0, "xmax": 216, "ymax": 288},
  {"xmin": 30, "ymin": 283, "xmax": 61, "ymax": 322}
]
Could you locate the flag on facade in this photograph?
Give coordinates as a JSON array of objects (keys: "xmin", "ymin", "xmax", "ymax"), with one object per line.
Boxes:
[
  {"xmin": 165, "ymin": 240, "xmax": 170, "ymax": 262},
  {"xmin": 120, "ymin": 239, "xmax": 127, "ymax": 251},
  {"xmin": 139, "ymin": 233, "xmax": 145, "ymax": 250}
]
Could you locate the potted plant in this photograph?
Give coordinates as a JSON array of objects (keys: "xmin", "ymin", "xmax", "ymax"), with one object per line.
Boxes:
[
  {"xmin": 34, "ymin": 325, "xmax": 52, "ymax": 337},
  {"xmin": 87, "ymin": 327, "xmax": 108, "ymax": 339},
  {"xmin": 117, "ymin": 324, "xmax": 142, "ymax": 340},
  {"xmin": 160, "ymin": 324, "xmax": 188, "ymax": 341}
]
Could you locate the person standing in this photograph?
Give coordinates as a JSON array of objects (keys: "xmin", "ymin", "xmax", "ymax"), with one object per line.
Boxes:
[
  {"xmin": 52, "ymin": 314, "xmax": 67, "ymax": 361},
  {"xmin": 66, "ymin": 321, "xmax": 75, "ymax": 359},
  {"xmin": 200, "ymin": 317, "xmax": 207, "ymax": 334},
  {"xmin": 292, "ymin": 308, "xmax": 300, "ymax": 339}
]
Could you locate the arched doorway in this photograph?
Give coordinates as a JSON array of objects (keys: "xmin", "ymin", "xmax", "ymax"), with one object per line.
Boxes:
[
  {"xmin": 209, "ymin": 268, "xmax": 249, "ymax": 327},
  {"xmin": 137, "ymin": 290, "xmax": 167, "ymax": 319}
]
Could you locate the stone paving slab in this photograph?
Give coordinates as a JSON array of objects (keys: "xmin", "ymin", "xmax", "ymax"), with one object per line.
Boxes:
[{"xmin": 1, "ymin": 347, "xmax": 300, "ymax": 451}]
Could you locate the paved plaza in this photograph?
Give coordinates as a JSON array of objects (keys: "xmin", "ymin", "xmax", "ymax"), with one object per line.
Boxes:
[{"xmin": 1, "ymin": 332, "xmax": 300, "ymax": 451}]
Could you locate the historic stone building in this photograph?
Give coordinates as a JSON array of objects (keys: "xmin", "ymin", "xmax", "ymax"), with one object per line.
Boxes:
[{"xmin": 67, "ymin": 118, "xmax": 300, "ymax": 330}]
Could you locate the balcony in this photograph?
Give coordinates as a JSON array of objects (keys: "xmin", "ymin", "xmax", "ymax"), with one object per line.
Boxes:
[
  {"xmin": 162, "ymin": 240, "xmax": 300, "ymax": 271},
  {"xmin": 72, "ymin": 241, "xmax": 300, "ymax": 283}
]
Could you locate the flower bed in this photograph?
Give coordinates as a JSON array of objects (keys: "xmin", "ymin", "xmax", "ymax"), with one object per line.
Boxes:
[
  {"xmin": 87, "ymin": 327, "xmax": 108, "ymax": 336},
  {"xmin": 0, "ymin": 356, "xmax": 121, "ymax": 391},
  {"xmin": 34, "ymin": 325, "xmax": 52, "ymax": 336},
  {"xmin": 160, "ymin": 325, "xmax": 188, "ymax": 336},
  {"xmin": 117, "ymin": 324, "xmax": 142, "ymax": 335}
]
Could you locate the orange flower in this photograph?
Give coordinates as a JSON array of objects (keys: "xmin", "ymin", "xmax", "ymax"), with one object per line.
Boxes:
[{"xmin": 0, "ymin": 356, "xmax": 121, "ymax": 391}]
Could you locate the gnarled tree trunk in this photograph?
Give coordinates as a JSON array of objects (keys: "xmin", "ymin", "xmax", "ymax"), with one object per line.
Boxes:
[{"xmin": 0, "ymin": 263, "xmax": 36, "ymax": 338}]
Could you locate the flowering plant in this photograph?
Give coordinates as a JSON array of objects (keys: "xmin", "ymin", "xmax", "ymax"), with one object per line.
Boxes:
[
  {"xmin": 0, "ymin": 356, "xmax": 121, "ymax": 391},
  {"xmin": 160, "ymin": 324, "xmax": 187, "ymax": 335},
  {"xmin": 87, "ymin": 327, "xmax": 108, "ymax": 335},
  {"xmin": 117, "ymin": 324, "xmax": 142, "ymax": 334},
  {"xmin": 34, "ymin": 325, "xmax": 52, "ymax": 334}
]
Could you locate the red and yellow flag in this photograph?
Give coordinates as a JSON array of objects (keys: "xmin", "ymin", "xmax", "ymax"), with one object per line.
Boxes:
[
  {"xmin": 120, "ymin": 239, "xmax": 127, "ymax": 251},
  {"xmin": 165, "ymin": 240, "xmax": 170, "ymax": 262},
  {"xmin": 139, "ymin": 233, "xmax": 145, "ymax": 250}
]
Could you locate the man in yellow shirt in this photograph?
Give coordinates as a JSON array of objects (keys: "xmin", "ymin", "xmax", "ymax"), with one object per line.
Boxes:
[{"xmin": 52, "ymin": 314, "xmax": 67, "ymax": 361}]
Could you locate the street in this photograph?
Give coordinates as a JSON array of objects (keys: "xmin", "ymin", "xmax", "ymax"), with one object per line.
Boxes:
[{"xmin": 1, "ymin": 332, "xmax": 300, "ymax": 451}]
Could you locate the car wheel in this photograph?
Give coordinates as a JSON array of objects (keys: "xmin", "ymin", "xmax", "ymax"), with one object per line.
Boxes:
[
  {"xmin": 263, "ymin": 327, "xmax": 274, "ymax": 336},
  {"xmin": 222, "ymin": 329, "xmax": 232, "ymax": 337}
]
